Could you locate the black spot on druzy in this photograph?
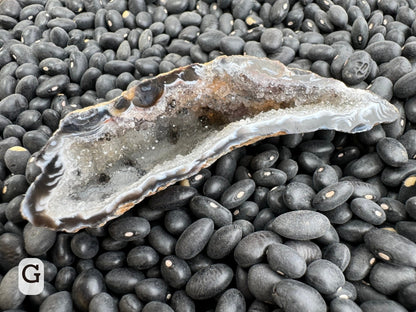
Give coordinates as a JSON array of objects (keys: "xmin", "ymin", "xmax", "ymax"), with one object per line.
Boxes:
[
  {"xmin": 98, "ymin": 173, "xmax": 110, "ymax": 183},
  {"xmin": 132, "ymin": 79, "xmax": 163, "ymax": 108},
  {"xmin": 114, "ymin": 96, "xmax": 130, "ymax": 111}
]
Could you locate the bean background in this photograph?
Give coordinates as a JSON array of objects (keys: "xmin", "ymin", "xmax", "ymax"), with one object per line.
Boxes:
[{"xmin": 1, "ymin": 0, "xmax": 416, "ymax": 311}]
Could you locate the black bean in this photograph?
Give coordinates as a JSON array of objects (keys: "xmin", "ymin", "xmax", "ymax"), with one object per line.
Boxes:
[
  {"xmin": 0, "ymin": 94, "xmax": 27, "ymax": 121},
  {"xmin": 364, "ymin": 228, "xmax": 416, "ymax": 267},
  {"xmin": 14, "ymin": 75, "xmax": 37, "ymax": 101},
  {"xmin": 88, "ymin": 292, "xmax": 117, "ymax": 312},
  {"xmin": 361, "ymin": 299, "xmax": 408, "ymax": 312},
  {"xmin": 68, "ymin": 51, "xmax": 88, "ymax": 83},
  {"xmin": 189, "ymin": 195, "xmax": 232, "ymax": 227},
  {"xmin": 197, "ymin": 29, "xmax": 226, "ymax": 52},
  {"xmin": 378, "ymin": 197, "xmax": 406, "ymax": 223},
  {"xmin": 177, "ymin": 26, "xmax": 198, "ymax": 43},
  {"xmin": 170, "ymin": 290, "xmax": 195, "ymax": 312},
  {"xmin": 175, "ymin": 218, "xmax": 214, "ymax": 259},
  {"xmin": 184, "ymin": 253, "xmax": 211, "ymax": 274},
  {"xmin": 51, "ymin": 234, "xmax": 75, "ymax": 268},
  {"xmin": 218, "ymin": 35, "xmax": 244, "ymax": 56},
  {"xmin": 330, "ymin": 298, "xmax": 362, "ymax": 312},
  {"xmin": 369, "ymin": 262, "xmax": 416, "ymax": 296},
  {"xmin": 80, "ymin": 67, "xmax": 102, "ymax": 91},
  {"xmin": 352, "ymin": 280, "xmax": 388, "ymax": 303},
  {"xmin": 246, "ymin": 263, "xmax": 283, "ymax": 304},
  {"xmin": 233, "ymin": 200, "xmax": 260, "ymax": 221},
  {"xmin": 272, "ymin": 279, "xmax": 326, "ymax": 312},
  {"xmin": 0, "ymin": 232, "xmax": 26, "ymax": 272},
  {"xmin": 317, "ymin": 227, "xmax": 341, "ymax": 249},
  {"xmin": 406, "ymin": 197, "xmax": 416, "ymax": 221},
  {"xmin": 234, "ymin": 230, "xmax": 281, "ymax": 267},
  {"xmin": 0, "ymin": 75, "xmax": 16, "ymax": 100},
  {"xmin": 179, "ymin": 11, "xmax": 202, "ymax": 27},
  {"xmin": 2, "ymin": 174, "xmax": 28, "ymax": 202},
  {"xmin": 164, "ymin": 15, "xmax": 182, "ymax": 38},
  {"xmin": 186, "ymin": 263, "xmax": 233, "ymax": 300},
  {"xmin": 305, "ymin": 259, "xmax": 345, "ymax": 295},
  {"xmin": 327, "ymin": 5, "xmax": 348, "ymax": 29},
  {"xmin": 310, "ymin": 60, "xmax": 331, "ymax": 77},
  {"xmin": 269, "ymin": 0, "xmax": 289, "ymax": 25},
  {"xmin": 259, "ymin": 28, "xmax": 283, "ymax": 54},
  {"xmin": 396, "ymin": 221, "xmax": 416, "ymax": 244},
  {"xmin": 345, "ymin": 153, "xmax": 384, "ymax": 179},
  {"xmin": 15, "ymin": 63, "xmax": 39, "ymax": 80},
  {"xmin": 148, "ymin": 185, "xmax": 197, "ymax": 211},
  {"xmin": 38, "ymin": 291, "xmax": 72, "ymax": 312},
  {"xmin": 271, "ymin": 210, "xmax": 330, "ymax": 240},
  {"xmin": 350, "ymin": 198, "xmax": 386, "ymax": 225},
  {"xmin": 160, "ymin": 255, "xmax": 191, "ymax": 289},
  {"xmin": 343, "ymin": 244, "xmax": 375, "ymax": 282},
  {"xmin": 3, "ymin": 124, "xmax": 25, "ymax": 140},
  {"xmin": 4, "ymin": 146, "xmax": 30, "ymax": 175},
  {"xmin": 351, "ymin": 16, "xmax": 368, "ymax": 49},
  {"xmin": 214, "ymin": 153, "xmax": 237, "ymax": 182},
  {"xmin": 378, "ymin": 57, "xmax": 412, "ymax": 86},
  {"xmin": 0, "ymin": 266, "xmax": 26, "ymax": 310},
  {"xmin": 394, "ymin": 70, "xmax": 416, "ymax": 99},
  {"xmin": 8, "ymin": 43, "xmax": 37, "ymax": 65},
  {"xmin": 366, "ymin": 76, "xmax": 392, "ymax": 101},
  {"xmin": 267, "ymin": 243, "xmax": 307, "ymax": 279},
  {"xmin": 381, "ymin": 159, "xmax": 416, "ymax": 187},
  {"xmin": 142, "ymin": 301, "xmax": 173, "ymax": 312},
  {"xmin": 72, "ymin": 269, "xmax": 105, "ymax": 311},
  {"xmin": 251, "ymin": 168, "xmax": 286, "ymax": 188},
  {"xmin": 134, "ymin": 277, "xmax": 169, "ymax": 303},
  {"xmin": 243, "ymin": 41, "xmax": 266, "ymax": 58},
  {"xmin": 291, "ymin": 174, "xmax": 314, "ymax": 188},
  {"xmin": 164, "ymin": 209, "xmax": 192, "ymax": 236},
  {"xmin": 336, "ymin": 219, "xmax": 375, "ymax": 243},
  {"xmin": 298, "ymin": 151, "xmax": 326, "ymax": 174},
  {"xmin": 32, "ymin": 41, "xmax": 68, "ymax": 61},
  {"xmin": 398, "ymin": 174, "xmax": 416, "ymax": 204},
  {"xmin": 312, "ymin": 165, "xmax": 338, "ymax": 191},
  {"xmin": 103, "ymin": 60, "xmax": 135, "ymax": 77},
  {"xmin": 36, "ymin": 74, "xmax": 70, "ymax": 97},
  {"xmin": 136, "ymin": 205, "xmax": 165, "ymax": 221},
  {"xmin": 4, "ymin": 193, "xmax": 24, "ymax": 223},
  {"xmin": 119, "ymin": 294, "xmax": 144, "ymax": 312},
  {"xmin": 108, "ymin": 216, "xmax": 150, "ymax": 242},
  {"xmin": 70, "ymin": 232, "xmax": 99, "ymax": 260},
  {"xmin": 23, "ymin": 222, "xmax": 56, "ymax": 256},
  {"xmin": 342, "ymin": 51, "xmax": 372, "ymax": 85},
  {"xmin": 375, "ymin": 137, "xmax": 408, "ymax": 168},
  {"xmin": 306, "ymin": 44, "xmax": 337, "ymax": 62},
  {"xmin": 220, "ymin": 179, "xmax": 255, "ymax": 209},
  {"xmin": 127, "ymin": 245, "xmax": 159, "ymax": 270},
  {"xmin": 146, "ymin": 225, "xmax": 176, "ymax": 256},
  {"xmin": 398, "ymin": 282, "xmax": 416, "ymax": 310},
  {"xmin": 16, "ymin": 109, "xmax": 42, "ymax": 131},
  {"xmin": 313, "ymin": 181, "xmax": 354, "ymax": 212},
  {"xmin": 206, "ymin": 224, "xmax": 242, "ymax": 260},
  {"xmin": 101, "ymin": 236, "xmax": 128, "ymax": 252},
  {"xmin": 49, "ymin": 25, "xmax": 70, "ymax": 48},
  {"xmin": 365, "ymin": 40, "xmax": 402, "ymax": 64},
  {"xmin": 42, "ymin": 108, "xmax": 60, "ymax": 132},
  {"xmin": 214, "ymin": 288, "xmax": 245, "ymax": 311},
  {"xmin": 283, "ymin": 182, "xmax": 316, "ymax": 211},
  {"xmin": 104, "ymin": 267, "xmax": 144, "ymax": 295}
]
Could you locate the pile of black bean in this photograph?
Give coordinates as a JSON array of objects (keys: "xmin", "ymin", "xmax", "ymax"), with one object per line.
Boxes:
[{"xmin": 2, "ymin": 0, "xmax": 416, "ymax": 311}]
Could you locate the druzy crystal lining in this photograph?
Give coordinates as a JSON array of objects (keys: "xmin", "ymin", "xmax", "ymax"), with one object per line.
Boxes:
[{"xmin": 20, "ymin": 56, "xmax": 399, "ymax": 232}]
